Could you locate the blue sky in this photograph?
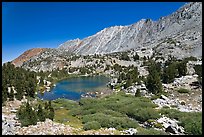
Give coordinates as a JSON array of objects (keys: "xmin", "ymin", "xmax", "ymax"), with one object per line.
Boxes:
[{"xmin": 2, "ymin": 2, "xmax": 187, "ymax": 63}]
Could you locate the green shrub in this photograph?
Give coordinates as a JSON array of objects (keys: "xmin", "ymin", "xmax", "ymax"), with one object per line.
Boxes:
[
  {"xmin": 163, "ymin": 105, "xmax": 170, "ymax": 109},
  {"xmin": 150, "ymin": 95, "xmax": 160, "ymax": 100},
  {"xmin": 126, "ymin": 108, "xmax": 160, "ymax": 122},
  {"xmin": 52, "ymin": 98, "xmax": 78, "ymax": 110},
  {"xmin": 180, "ymin": 112, "xmax": 202, "ymax": 135},
  {"xmin": 170, "ymin": 105, "xmax": 178, "ymax": 108},
  {"xmin": 154, "ymin": 123, "xmax": 163, "ymax": 129},
  {"xmin": 82, "ymin": 113, "xmax": 138, "ymax": 130},
  {"xmin": 83, "ymin": 121, "xmax": 101, "ymax": 130},
  {"xmin": 183, "ymin": 56, "xmax": 197, "ymax": 62},
  {"xmin": 177, "ymin": 88, "xmax": 190, "ymax": 93},
  {"xmin": 69, "ymin": 107, "xmax": 82, "ymax": 116},
  {"xmin": 137, "ymin": 127, "xmax": 168, "ymax": 135},
  {"xmin": 100, "ymin": 109, "xmax": 124, "ymax": 117},
  {"xmin": 69, "ymin": 93, "xmax": 161, "ymax": 130}
]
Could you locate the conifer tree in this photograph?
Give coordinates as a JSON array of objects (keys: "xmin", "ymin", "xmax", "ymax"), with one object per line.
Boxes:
[
  {"xmin": 177, "ymin": 61, "xmax": 187, "ymax": 77},
  {"xmin": 133, "ymin": 53, "xmax": 140, "ymax": 61},
  {"xmin": 37, "ymin": 104, "xmax": 46, "ymax": 122},
  {"xmin": 162, "ymin": 62, "xmax": 178, "ymax": 83},
  {"xmin": 146, "ymin": 63, "xmax": 163, "ymax": 94},
  {"xmin": 135, "ymin": 89, "xmax": 141, "ymax": 97},
  {"xmin": 39, "ymin": 76, "xmax": 44, "ymax": 86}
]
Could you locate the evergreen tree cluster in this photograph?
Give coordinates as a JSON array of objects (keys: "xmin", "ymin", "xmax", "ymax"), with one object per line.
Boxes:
[
  {"xmin": 124, "ymin": 67, "xmax": 139, "ymax": 89},
  {"xmin": 119, "ymin": 52, "xmax": 130, "ymax": 61},
  {"xmin": 115, "ymin": 65, "xmax": 139, "ymax": 89},
  {"xmin": 79, "ymin": 67, "xmax": 91, "ymax": 75},
  {"xmin": 17, "ymin": 101, "xmax": 55, "ymax": 127},
  {"xmin": 145, "ymin": 57, "xmax": 190, "ymax": 94},
  {"xmin": 50, "ymin": 68, "xmax": 68, "ymax": 79},
  {"xmin": 2, "ymin": 62, "xmax": 37, "ymax": 104},
  {"xmin": 162, "ymin": 58, "xmax": 187, "ymax": 84}
]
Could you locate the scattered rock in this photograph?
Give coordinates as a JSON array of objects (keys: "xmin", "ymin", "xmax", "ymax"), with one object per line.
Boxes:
[
  {"xmin": 157, "ymin": 116, "xmax": 185, "ymax": 135},
  {"xmin": 160, "ymin": 95, "xmax": 169, "ymax": 101},
  {"xmin": 123, "ymin": 128, "xmax": 137, "ymax": 135}
]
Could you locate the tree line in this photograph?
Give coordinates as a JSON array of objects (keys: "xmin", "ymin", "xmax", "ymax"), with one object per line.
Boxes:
[{"xmin": 2, "ymin": 62, "xmax": 37, "ymax": 104}]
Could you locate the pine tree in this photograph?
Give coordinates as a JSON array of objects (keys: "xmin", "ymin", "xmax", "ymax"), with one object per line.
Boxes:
[
  {"xmin": 133, "ymin": 53, "xmax": 140, "ymax": 61},
  {"xmin": 17, "ymin": 102, "xmax": 38, "ymax": 126},
  {"xmin": 118, "ymin": 72, "xmax": 126, "ymax": 83},
  {"xmin": 48, "ymin": 107, "xmax": 55, "ymax": 121},
  {"xmin": 39, "ymin": 76, "xmax": 44, "ymax": 86},
  {"xmin": 44, "ymin": 101, "xmax": 55, "ymax": 120},
  {"xmin": 135, "ymin": 89, "xmax": 141, "ymax": 97},
  {"xmin": 177, "ymin": 61, "xmax": 187, "ymax": 77},
  {"xmin": 120, "ymin": 52, "xmax": 130, "ymax": 61},
  {"xmin": 8, "ymin": 88, "xmax": 14, "ymax": 101},
  {"xmin": 146, "ymin": 63, "xmax": 163, "ymax": 94},
  {"xmin": 44, "ymin": 102, "xmax": 49, "ymax": 110},
  {"xmin": 2, "ymin": 86, "xmax": 8, "ymax": 104},
  {"xmin": 37, "ymin": 104, "xmax": 46, "ymax": 122},
  {"xmin": 124, "ymin": 79, "xmax": 132, "ymax": 89},
  {"xmin": 162, "ymin": 62, "xmax": 178, "ymax": 83}
]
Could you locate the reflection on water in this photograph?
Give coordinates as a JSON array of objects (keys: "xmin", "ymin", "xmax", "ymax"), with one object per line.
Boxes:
[{"xmin": 37, "ymin": 75, "xmax": 109, "ymax": 101}]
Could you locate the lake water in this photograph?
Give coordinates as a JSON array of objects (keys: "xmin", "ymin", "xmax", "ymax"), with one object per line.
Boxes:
[{"xmin": 37, "ymin": 75, "xmax": 110, "ymax": 101}]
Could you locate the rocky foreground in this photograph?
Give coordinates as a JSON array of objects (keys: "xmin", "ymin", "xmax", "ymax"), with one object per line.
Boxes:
[{"xmin": 2, "ymin": 100, "xmax": 125, "ymax": 135}]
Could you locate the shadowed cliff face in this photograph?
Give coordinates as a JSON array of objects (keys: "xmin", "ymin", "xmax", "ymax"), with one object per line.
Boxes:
[{"xmin": 12, "ymin": 48, "xmax": 47, "ymax": 67}]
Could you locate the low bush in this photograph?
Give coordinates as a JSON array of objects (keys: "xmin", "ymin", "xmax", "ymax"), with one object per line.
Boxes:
[
  {"xmin": 177, "ymin": 88, "xmax": 190, "ymax": 93},
  {"xmin": 83, "ymin": 121, "xmax": 101, "ymax": 130},
  {"xmin": 180, "ymin": 112, "xmax": 202, "ymax": 135},
  {"xmin": 154, "ymin": 123, "xmax": 163, "ymax": 129},
  {"xmin": 126, "ymin": 108, "xmax": 160, "ymax": 122},
  {"xmin": 82, "ymin": 113, "xmax": 138, "ymax": 130},
  {"xmin": 69, "ymin": 93, "xmax": 162, "ymax": 130},
  {"xmin": 137, "ymin": 127, "xmax": 168, "ymax": 135}
]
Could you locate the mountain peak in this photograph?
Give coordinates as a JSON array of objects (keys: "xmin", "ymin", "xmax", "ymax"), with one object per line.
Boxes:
[{"xmin": 12, "ymin": 48, "xmax": 47, "ymax": 67}]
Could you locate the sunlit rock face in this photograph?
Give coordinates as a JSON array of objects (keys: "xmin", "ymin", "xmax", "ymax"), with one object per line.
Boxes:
[
  {"xmin": 13, "ymin": 2, "xmax": 202, "ymax": 72},
  {"xmin": 58, "ymin": 2, "xmax": 202, "ymax": 58}
]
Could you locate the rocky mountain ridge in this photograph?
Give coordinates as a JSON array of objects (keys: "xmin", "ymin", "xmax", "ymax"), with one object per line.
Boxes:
[
  {"xmin": 58, "ymin": 2, "xmax": 201, "ymax": 57},
  {"xmin": 11, "ymin": 48, "xmax": 47, "ymax": 67},
  {"xmin": 11, "ymin": 2, "xmax": 202, "ymax": 72}
]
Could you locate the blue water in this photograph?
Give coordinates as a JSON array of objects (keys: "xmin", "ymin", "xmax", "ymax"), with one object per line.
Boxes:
[{"xmin": 37, "ymin": 75, "xmax": 109, "ymax": 101}]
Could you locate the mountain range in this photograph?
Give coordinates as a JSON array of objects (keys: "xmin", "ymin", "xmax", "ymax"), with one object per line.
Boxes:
[{"xmin": 11, "ymin": 2, "xmax": 202, "ymax": 71}]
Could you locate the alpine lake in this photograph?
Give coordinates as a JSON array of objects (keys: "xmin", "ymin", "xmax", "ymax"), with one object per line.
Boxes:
[{"xmin": 37, "ymin": 75, "xmax": 110, "ymax": 101}]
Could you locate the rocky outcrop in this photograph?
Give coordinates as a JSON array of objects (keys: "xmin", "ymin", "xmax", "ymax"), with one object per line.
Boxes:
[
  {"xmin": 15, "ymin": 119, "xmax": 75, "ymax": 135},
  {"xmin": 152, "ymin": 94, "xmax": 202, "ymax": 112},
  {"xmin": 2, "ymin": 114, "xmax": 18, "ymax": 135},
  {"xmin": 157, "ymin": 116, "xmax": 185, "ymax": 135},
  {"xmin": 122, "ymin": 128, "xmax": 138, "ymax": 135},
  {"xmin": 2, "ymin": 100, "xmax": 22, "ymax": 135},
  {"xmin": 125, "ymin": 83, "xmax": 147, "ymax": 96}
]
